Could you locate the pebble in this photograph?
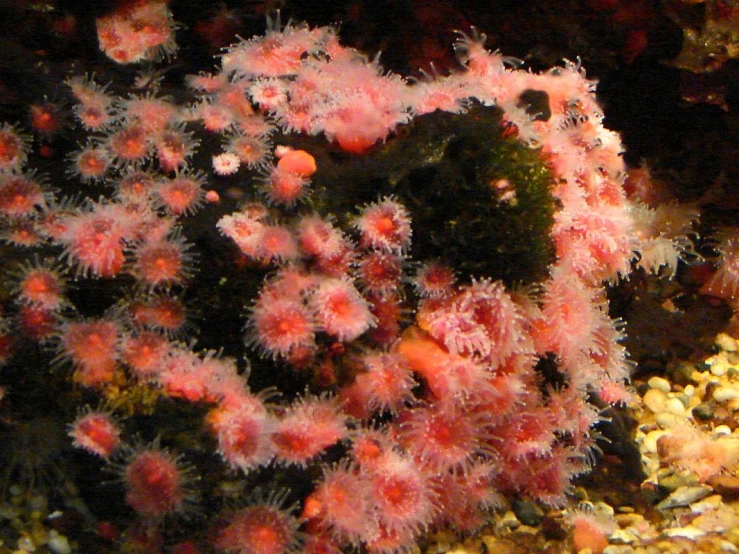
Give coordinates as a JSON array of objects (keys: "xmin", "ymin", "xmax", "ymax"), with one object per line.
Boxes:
[
  {"xmin": 16, "ymin": 536, "xmax": 35, "ymax": 552},
  {"xmin": 692, "ymin": 402, "xmax": 715, "ymax": 421},
  {"xmin": 609, "ymin": 529, "xmax": 639, "ymax": 544},
  {"xmin": 47, "ymin": 532, "xmax": 71, "ymax": 554},
  {"xmin": 714, "ymin": 425, "xmax": 732, "ymax": 437},
  {"xmin": 615, "ymin": 513, "xmax": 646, "ymax": 527},
  {"xmin": 661, "ymin": 525, "xmax": 705, "ymax": 539},
  {"xmin": 711, "ymin": 359, "xmax": 729, "ymax": 376},
  {"xmin": 643, "ymin": 389, "xmax": 666, "ymax": 413},
  {"xmin": 712, "ymin": 386, "xmax": 739, "ymax": 403},
  {"xmin": 716, "ymin": 333, "xmax": 738, "ymax": 352},
  {"xmin": 499, "ymin": 511, "xmax": 520, "ymax": 530},
  {"xmin": 643, "ymin": 430, "xmax": 667, "ymax": 454},
  {"xmin": 655, "ymin": 412, "xmax": 681, "ymax": 428},
  {"xmin": 511, "ymin": 500, "xmax": 543, "ymax": 526},
  {"xmin": 603, "ymin": 547, "xmax": 636, "ymax": 554},
  {"xmin": 690, "ymin": 494, "xmax": 722, "ymax": 514},
  {"xmin": 663, "ymin": 397, "xmax": 686, "ymax": 416},
  {"xmin": 655, "ymin": 485, "xmax": 711, "ymax": 510},
  {"xmin": 707, "ymin": 475, "xmax": 739, "ymax": 499},
  {"xmin": 648, "ymin": 377, "xmax": 671, "ymax": 393}
]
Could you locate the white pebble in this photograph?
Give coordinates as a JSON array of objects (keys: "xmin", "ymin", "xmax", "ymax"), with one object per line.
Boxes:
[
  {"xmin": 716, "ymin": 333, "xmax": 738, "ymax": 352},
  {"xmin": 17, "ymin": 536, "xmax": 36, "ymax": 552},
  {"xmin": 648, "ymin": 376, "xmax": 671, "ymax": 393},
  {"xmin": 662, "ymin": 525, "xmax": 705, "ymax": 539},
  {"xmin": 714, "ymin": 425, "xmax": 732, "ymax": 437},
  {"xmin": 711, "ymin": 360, "xmax": 728, "ymax": 376},
  {"xmin": 47, "ymin": 532, "xmax": 71, "ymax": 554},
  {"xmin": 664, "ymin": 397, "xmax": 687, "ymax": 416},
  {"xmin": 656, "ymin": 412, "xmax": 681, "ymax": 428},
  {"xmin": 643, "ymin": 429, "xmax": 667, "ymax": 453},
  {"xmin": 643, "ymin": 389, "xmax": 666, "ymax": 413},
  {"xmin": 683, "ymin": 384, "xmax": 695, "ymax": 397},
  {"xmin": 713, "ymin": 386, "xmax": 739, "ymax": 403}
]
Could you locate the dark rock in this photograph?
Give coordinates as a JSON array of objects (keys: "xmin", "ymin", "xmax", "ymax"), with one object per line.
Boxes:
[{"xmin": 512, "ymin": 500, "xmax": 544, "ymax": 526}]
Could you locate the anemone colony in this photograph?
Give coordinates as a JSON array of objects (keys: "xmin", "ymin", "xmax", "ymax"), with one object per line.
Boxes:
[{"xmin": 0, "ymin": 1, "xmax": 724, "ymax": 553}]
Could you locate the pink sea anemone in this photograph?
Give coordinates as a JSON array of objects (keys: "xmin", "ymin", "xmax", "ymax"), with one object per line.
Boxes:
[
  {"xmin": 272, "ymin": 395, "xmax": 347, "ymax": 466},
  {"xmin": 309, "ymin": 277, "xmax": 375, "ymax": 342},
  {"xmin": 215, "ymin": 490, "xmax": 303, "ymax": 554},
  {"xmin": 396, "ymin": 399, "xmax": 491, "ymax": 472},
  {"xmin": 306, "ymin": 463, "xmax": 377, "ymax": 546},
  {"xmin": 353, "ymin": 197, "xmax": 411, "ymax": 254},
  {"xmin": 120, "ymin": 440, "xmax": 194, "ymax": 520},
  {"xmin": 68, "ymin": 409, "xmax": 121, "ymax": 458},
  {"xmin": 364, "ymin": 451, "xmax": 438, "ymax": 539},
  {"xmin": 248, "ymin": 295, "xmax": 317, "ymax": 360},
  {"xmin": 418, "ymin": 278, "xmax": 532, "ymax": 368}
]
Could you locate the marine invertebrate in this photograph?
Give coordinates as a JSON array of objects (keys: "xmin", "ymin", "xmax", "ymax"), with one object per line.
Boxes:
[{"xmin": 0, "ymin": 7, "xmax": 706, "ymax": 553}]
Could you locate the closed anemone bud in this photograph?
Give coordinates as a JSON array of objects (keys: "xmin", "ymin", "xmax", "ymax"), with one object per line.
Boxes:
[
  {"xmin": 68, "ymin": 409, "xmax": 121, "ymax": 458},
  {"xmin": 276, "ymin": 147, "xmax": 316, "ymax": 177}
]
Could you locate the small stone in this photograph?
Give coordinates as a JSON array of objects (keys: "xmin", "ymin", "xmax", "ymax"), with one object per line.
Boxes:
[
  {"xmin": 655, "ymin": 485, "xmax": 712, "ymax": 510},
  {"xmin": 683, "ymin": 384, "xmax": 695, "ymax": 397},
  {"xmin": 648, "ymin": 377, "xmax": 671, "ymax": 393},
  {"xmin": 17, "ymin": 536, "xmax": 36, "ymax": 552},
  {"xmin": 713, "ymin": 386, "xmax": 739, "ymax": 403},
  {"xmin": 615, "ymin": 513, "xmax": 645, "ymax": 527},
  {"xmin": 643, "ymin": 429, "xmax": 667, "ymax": 454},
  {"xmin": 512, "ymin": 500, "xmax": 543, "ymax": 526},
  {"xmin": 656, "ymin": 469, "xmax": 699, "ymax": 492},
  {"xmin": 707, "ymin": 474, "xmax": 739, "ymax": 499},
  {"xmin": 714, "ymin": 425, "xmax": 732, "ymax": 437},
  {"xmin": 716, "ymin": 333, "xmax": 738, "ymax": 352},
  {"xmin": 661, "ymin": 525, "xmax": 705, "ymax": 539},
  {"xmin": 643, "ymin": 389, "xmax": 666, "ymax": 413},
  {"xmin": 690, "ymin": 494, "xmax": 722, "ymax": 514},
  {"xmin": 603, "ymin": 547, "xmax": 636, "ymax": 554},
  {"xmin": 655, "ymin": 412, "xmax": 680, "ymax": 428},
  {"xmin": 47, "ymin": 532, "xmax": 71, "ymax": 554},
  {"xmin": 664, "ymin": 397, "xmax": 686, "ymax": 416},
  {"xmin": 711, "ymin": 359, "xmax": 729, "ymax": 377},
  {"xmin": 609, "ymin": 529, "xmax": 638, "ymax": 544},
  {"xmin": 692, "ymin": 402, "xmax": 715, "ymax": 421},
  {"xmin": 499, "ymin": 510, "xmax": 520, "ymax": 530}
]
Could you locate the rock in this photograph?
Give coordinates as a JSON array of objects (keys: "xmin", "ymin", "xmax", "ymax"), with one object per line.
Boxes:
[
  {"xmin": 609, "ymin": 528, "xmax": 638, "ymax": 545},
  {"xmin": 655, "ymin": 412, "xmax": 681, "ymax": 428},
  {"xmin": 712, "ymin": 386, "xmax": 739, "ymax": 403},
  {"xmin": 707, "ymin": 474, "xmax": 739, "ymax": 499},
  {"xmin": 512, "ymin": 500, "xmax": 544, "ymax": 526},
  {"xmin": 603, "ymin": 547, "xmax": 636, "ymax": 554},
  {"xmin": 655, "ymin": 485, "xmax": 712, "ymax": 510},
  {"xmin": 661, "ymin": 525, "xmax": 705, "ymax": 539},
  {"xmin": 647, "ymin": 377, "xmax": 671, "ymax": 393},
  {"xmin": 715, "ymin": 333, "xmax": 738, "ymax": 352},
  {"xmin": 642, "ymin": 389, "xmax": 666, "ymax": 413},
  {"xmin": 499, "ymin": 511, "xmax": 520, "ymax": 530},
  {"xmin": 691, "ymin": 401, "xmax": 715, "ymax": 421},
  {"xmin": 663, "ymin": 397, "xmax": 686, "ymax": 416}
]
